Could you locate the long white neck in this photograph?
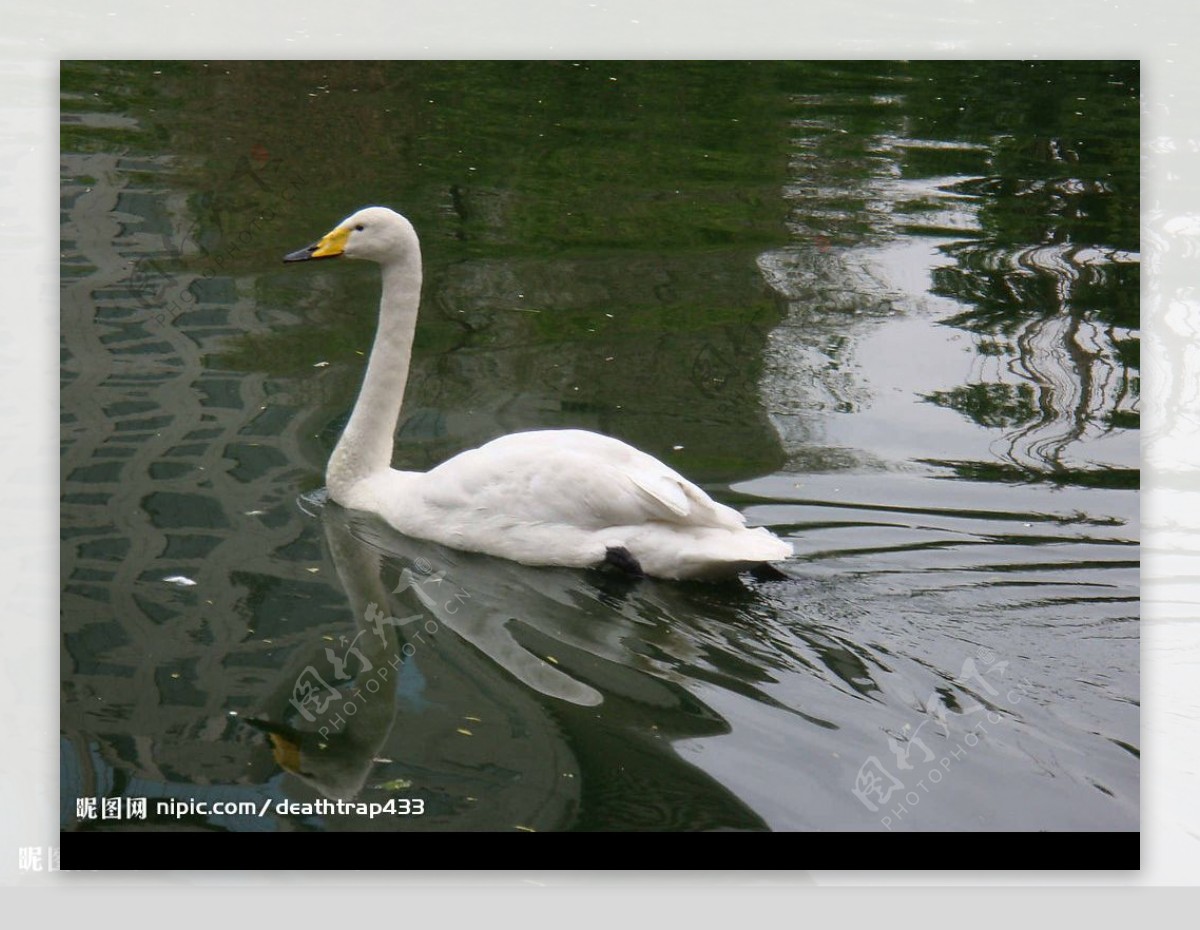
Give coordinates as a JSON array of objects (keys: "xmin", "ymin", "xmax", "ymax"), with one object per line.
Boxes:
[{"xmin": 327, "ymin": 250, "xmax": 422, "ymax": 499}]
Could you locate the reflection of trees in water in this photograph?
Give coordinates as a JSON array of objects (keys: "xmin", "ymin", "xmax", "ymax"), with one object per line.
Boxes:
[
  {"xmin": 917, "ymin": 69, "xmax": 1140, "ymax": 478},
  {"xmin": 928, "ymin": 242, "xmax": 1139, "ymax": 477},
  {"xmin": 761, "ymin": 61, "xmax": 1139, "ymax": 481}
]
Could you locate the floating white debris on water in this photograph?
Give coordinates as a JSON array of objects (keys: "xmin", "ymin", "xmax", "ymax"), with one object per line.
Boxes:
[
  {"xmin": 244, "ymin": 510, "xmax": 266, "ymax": 516},
  {"xmin": 163, "ymin": 575, "xmax": 196, "ymax": 587},
  {"xmin": 672, "ymin": 445, "xmax": 684, "ymax": 451},
  {"xmin": 313, "ymin": 361, "xmax": 329, "ymax": 367},
  {"xmin": 456, "ymin": 727, "xmax": 473, "ymax": 737}
]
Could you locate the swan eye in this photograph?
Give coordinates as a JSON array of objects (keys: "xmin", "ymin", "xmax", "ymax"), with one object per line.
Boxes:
[{"xmin": 354, "ymin": 224, "xmax": 365, "ymax": 231}]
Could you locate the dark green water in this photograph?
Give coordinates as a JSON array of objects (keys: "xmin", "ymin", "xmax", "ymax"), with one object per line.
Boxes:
[{"xmin": 61, "ymin": 61, "xmax": 1138, "ymax": 832}]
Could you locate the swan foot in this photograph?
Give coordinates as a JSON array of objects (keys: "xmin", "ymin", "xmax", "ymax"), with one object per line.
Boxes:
[{"xmin": 603, "ymin": 546, "xmax": 645, "ymax": 578}]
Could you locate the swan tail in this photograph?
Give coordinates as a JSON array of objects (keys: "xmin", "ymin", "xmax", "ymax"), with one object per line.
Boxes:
[{"xmin": 633, "ymin": 525, "xmax": 793, "ymax": 581}]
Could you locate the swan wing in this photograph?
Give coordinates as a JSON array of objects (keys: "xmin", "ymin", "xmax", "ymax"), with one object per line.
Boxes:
[{"xmin": 422, "ymin": 430, "xmax": 745, "ymax": 531}]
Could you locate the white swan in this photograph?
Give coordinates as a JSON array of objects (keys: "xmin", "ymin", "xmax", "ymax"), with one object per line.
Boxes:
[{"xmin": 284, "ymin": 206, "xmax": 792, "ymax": 580}]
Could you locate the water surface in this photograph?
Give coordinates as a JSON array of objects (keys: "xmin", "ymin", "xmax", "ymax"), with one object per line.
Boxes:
[{"xmin": 61, "ymin": 61, "xmax": 1138, "ymax": 832}]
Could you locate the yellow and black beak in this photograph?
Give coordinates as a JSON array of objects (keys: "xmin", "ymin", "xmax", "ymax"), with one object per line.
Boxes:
[
  {"xmin": 242, "ymin": 717, "xmax": 307, "ymax": 775},
  {"xmin": 283, "ymin": 224, "xmax": 351, "ymax": 263}
]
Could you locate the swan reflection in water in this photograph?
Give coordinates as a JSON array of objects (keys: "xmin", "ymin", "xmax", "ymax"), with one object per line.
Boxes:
[{"xmin": 245, "ymin": 492, "xmax": 782, "ymax": 831}]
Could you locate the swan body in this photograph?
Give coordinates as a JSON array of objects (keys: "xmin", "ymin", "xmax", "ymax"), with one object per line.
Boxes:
[{"xmin": 285, "ymin": 206, "xmax": 791, "ymax": 580}]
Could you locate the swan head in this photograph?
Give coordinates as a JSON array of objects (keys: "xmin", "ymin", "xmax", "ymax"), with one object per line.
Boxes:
[{"xmin": 283, "ymin": 206, "xmax": 416, "ymax": 265}]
